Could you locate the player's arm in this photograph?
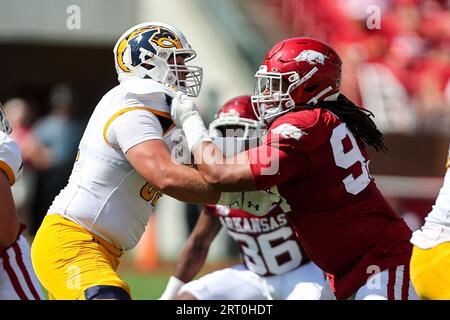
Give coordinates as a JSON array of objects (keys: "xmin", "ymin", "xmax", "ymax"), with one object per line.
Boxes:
[
  {"xmin": 126, "ymin": 140, "xmax": 220, "ymax": 203},
  {"xmin": 174, "ymin": 206, "xmax": 222, "ymax": 282},
  {"xmin": 0, "ymin": 171, "xmax": 19, "ymax": 247},
  {"xmin": 193, "ymin": 144, "xmax": 257, "ymax": 192},
  {"xmin": 192, "ymin": 142, "xmax": 283, "ymax": 192},
  {"xmin": 171, "ymin": 93, "xmax": 308, "ymax": 192},
  {"xmin": 106, "ymin": 108, "xmax": 220, "ymax": 204},
  {"xmin": 159, "ymin": 206, "xmax": 222, "ymax": 299}
]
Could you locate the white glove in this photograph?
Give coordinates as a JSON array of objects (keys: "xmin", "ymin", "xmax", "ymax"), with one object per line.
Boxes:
[
  {"xmin": 170, "ymin": 92, "xmax": 199, "ymax": 128},
  {"xmin": 170, "ymin": 92, "xmax": 211, "ymax": 152},
  {"xmin": 217, "ymin": 186, "xmax": 290, "ymax": 216},
  {"xmin": 159, "ymin": 276, "xmax": 186, "ymax": 300}
]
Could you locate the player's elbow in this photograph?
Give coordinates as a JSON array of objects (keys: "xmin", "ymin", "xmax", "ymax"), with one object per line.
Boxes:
[
  {"xmin": 152, "ymin": 179, "xmax": 172, "ymax": 194},
  {"xmin": 151, "ymin": 170, "xmax": 179, "ymax": 194}
]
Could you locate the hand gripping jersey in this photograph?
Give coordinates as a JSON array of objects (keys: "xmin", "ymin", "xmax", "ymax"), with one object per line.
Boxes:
[
  {"xmin": 206, "ymin": 205, "xmax": 309, "ymax": 276},
  {"xmin": 47, "ymin": 79, "xmax": 180, "ymax": 250},
  {"xmin": 248, "ymin": 108, "xmax": 412, "ymax": 299},
  {"xmin": 411, "ymin": 146, "xmax": 450, "ymax": 249}
]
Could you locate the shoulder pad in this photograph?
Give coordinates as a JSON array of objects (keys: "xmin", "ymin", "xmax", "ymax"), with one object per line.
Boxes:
[
  {"xmin": 267, "ymin": 109, "xmax": 328, "ymax": 152},
  {"xmin": 272, "ymin": 109, "xmax": 320, "ymax": 131}
]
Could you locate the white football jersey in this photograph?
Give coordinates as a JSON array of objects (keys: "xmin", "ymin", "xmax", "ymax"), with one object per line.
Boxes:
[
  {"xmin": 411, "ymin": 147, "xmax": 450, "ymax": 249},
  {"xmin": 0, "ymin": 131, "xmax": 23, "ymax": 186},
  {"xmin": 48, "ymin": 79, "xmax": 180, "ymax": 250}
]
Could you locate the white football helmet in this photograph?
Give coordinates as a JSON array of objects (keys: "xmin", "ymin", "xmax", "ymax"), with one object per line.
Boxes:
[
  {"xmin": 113, "ymin": 22, "xmax": 203, "ymax": 97},
  {"xmin": 209, "ymin": 95, "xmax": 263, "ymax": 157}
]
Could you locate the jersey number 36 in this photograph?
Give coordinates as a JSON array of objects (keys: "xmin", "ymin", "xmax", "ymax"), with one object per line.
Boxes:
[{"xmin": 228, "ymin": 227, "xmax": 302, "ymax": 275}]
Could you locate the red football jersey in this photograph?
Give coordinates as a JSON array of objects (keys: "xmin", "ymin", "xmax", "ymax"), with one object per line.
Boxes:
[
  {"xmin": 248, "ymin": 108, "xmax": 412, "ymax": 299},
  {"xmin": 205, "ymin": 205, "xmax": 310, "ymax": 277}
]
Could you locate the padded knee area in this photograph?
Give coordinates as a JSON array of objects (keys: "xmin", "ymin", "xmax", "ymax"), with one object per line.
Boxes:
[{"xmin": 84, "ymin": 285, "xmax": 131, "ymax": 300}]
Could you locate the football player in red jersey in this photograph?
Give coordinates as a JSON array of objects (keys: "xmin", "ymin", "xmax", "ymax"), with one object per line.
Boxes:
[
  {"xmin": 0, "ymin": 105, "xmax": 43, "ymax": 300},
  {"xmin": 160, "ymin": 96, "xmax": 325, "ymax": 300},
  {"xmin": 171, "ymin": 38, "xmax": 418, "ymax": 300}
]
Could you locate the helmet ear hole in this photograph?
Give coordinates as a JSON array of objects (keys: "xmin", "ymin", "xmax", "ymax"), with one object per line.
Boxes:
[
  {"xmin": 157, "ymin": 50, "xmax": 171, "ymax": 60},
  {"xmin": 288, "ymin": 74, "xmax": 299, "ymax": 82}
]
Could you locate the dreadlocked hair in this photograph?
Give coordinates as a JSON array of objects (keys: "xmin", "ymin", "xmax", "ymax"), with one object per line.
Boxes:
[{"xmin": 312, "ymin": 94, "xmax": 387, "ymax": 152}]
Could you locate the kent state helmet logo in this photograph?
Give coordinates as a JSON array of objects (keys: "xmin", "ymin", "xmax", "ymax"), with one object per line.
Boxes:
[
  {"xmin": 116, "ymin": 26, "xmax": 182, "ymax": 72},
  {"xmin": 116, "ymin": 26, "xmax": 152, "ymax": 72}
]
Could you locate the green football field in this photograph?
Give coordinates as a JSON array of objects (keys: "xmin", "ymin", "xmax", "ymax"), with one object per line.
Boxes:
[
  {"xmin": 120, "ymin": 260, "xmax": 239, "ymax": 299},
  {"xmin": 121, "ymin": 272, "xmax": 169, "ymax": 300}
]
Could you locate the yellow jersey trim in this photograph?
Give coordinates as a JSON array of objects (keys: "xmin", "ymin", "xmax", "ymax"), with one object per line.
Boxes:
[
  {"xmin": 103, "ymin": 106, "xmax": 172, "ymax": 146},
  {"xmin": 0, "ymin": 159, "xmax": 15, "ymax": 185}
]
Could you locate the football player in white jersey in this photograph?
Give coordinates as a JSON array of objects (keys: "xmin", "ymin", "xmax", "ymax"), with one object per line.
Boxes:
[
  {"xmin": 160, "ymin": 96, "xmax": 325, "ymax": 300},
  {"xmin": 30, "ymin": 22, "xmax": 227, "ymax": 300},
  {"xmin": 410, "ymin": 147, "xmax": 450, "ymax": 299},
  {"xmin": 0, "ymin": 104, "xmax": 44, "ymax": 300}
]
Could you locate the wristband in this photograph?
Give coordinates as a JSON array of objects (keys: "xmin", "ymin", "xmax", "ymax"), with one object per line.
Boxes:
[
  {"xmin": 159, "ymin": 276, "xmax": 186, "ymax": 300},
  {"xmin": 182, "ymin": 113, "xmax": 212, "ymax": 152}
]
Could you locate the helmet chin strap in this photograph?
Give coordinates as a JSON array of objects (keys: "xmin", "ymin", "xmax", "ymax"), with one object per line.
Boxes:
[
  {"xmin": 323, "ymin": 92, "xmax": 340, "ymax": 101},
  {"xmin": 306, "ymin": 86, "xmax": 334, "ymax": 105},
  {"xmin": 294, "ymin": 90, "xmax": 340, "ymax": 110},
  {"xmin": 290, "ymin": 67, "xmax": 319, "ymax": 92}
]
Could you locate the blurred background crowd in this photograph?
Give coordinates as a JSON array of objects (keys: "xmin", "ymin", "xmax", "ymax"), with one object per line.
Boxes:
[
  {"xmin": 0, "ymin": 0, "xmax": 449, "ymax": 286},
  {"xmin": 272, "ymin": 0, "xmax": 450, "ymax": 134}
]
